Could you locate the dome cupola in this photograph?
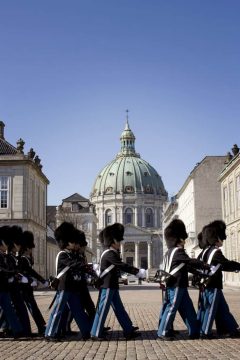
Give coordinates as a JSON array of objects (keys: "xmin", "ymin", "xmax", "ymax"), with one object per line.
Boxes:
[{"xmin": 91, "ymin": 115, "xmax": 167, "ymax": 198}]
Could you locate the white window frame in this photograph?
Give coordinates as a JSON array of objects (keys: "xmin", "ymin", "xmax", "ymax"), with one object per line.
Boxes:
[
  {"xmin": 223, "ymin": 186, "xmax": 228, "ymax": 217},
  {"xmin": 236, "ymin": 175, "xmax": 240, "ymax": 209},
  {"xmin": 229, "ymin": 182, "xmax": 234, "ymax": 215},
  {"xmin": 0, "ymin": 176, "xmax": 10, "ymax": 209},
  {"xmin": 105, "ymin": 209, "xmax": 112, "ymax": 225}
]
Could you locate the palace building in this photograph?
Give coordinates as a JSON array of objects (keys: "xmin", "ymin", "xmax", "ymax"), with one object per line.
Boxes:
[{"xmin": 0, "ymin": 121, "xmax": 49, "ymax": 277}]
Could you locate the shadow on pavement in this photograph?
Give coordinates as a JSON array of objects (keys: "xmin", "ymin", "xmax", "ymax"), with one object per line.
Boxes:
[{"xmin": 119, "ymin": 285, "xmax": 161, "ymax": 291}]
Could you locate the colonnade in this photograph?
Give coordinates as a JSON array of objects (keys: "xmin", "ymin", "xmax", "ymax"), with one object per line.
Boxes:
[{"xmin": 120, "ymin": 241, "xmax": 152, "ymax": 269}]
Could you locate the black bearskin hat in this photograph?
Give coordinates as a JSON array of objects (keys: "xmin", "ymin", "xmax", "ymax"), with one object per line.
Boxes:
[
  {"xmin": 8, "ymin": 225, "xmax": 23, "ymax": 251},
  {"xmin": 0, "ymin": 226, "xmax": 11, "ymax": 246},
  {"xmin": 73, "ymin": 229, "xmax": 88, "ymax": 247},
  {"xmin": 22, "ymin": 231, "xmax": 35, "ymax": 250},
  {"xmin": 202, "ymin": 220, "xmax": 226, "ymax": 246},
  {"xmin": 100, "ymin": 223, "xmax": 124, "ymax": 247},
  {"xmin": 98, "ymin": 230, "xmax": 104, "ymax": 244},
  {"xmin": 197, "ymin": 225, "xmax": 209, "ymax": 249},
  {"xmin": 164, "ymin": 219, "xmax": 188, "ymax": 249},
  {"xmin": 54, "ymin": 221, "xmax": 75, "ymax": 249},
  {"xmin": 210, "ymin": 220, "xmax": 226, "ymax": 241}
]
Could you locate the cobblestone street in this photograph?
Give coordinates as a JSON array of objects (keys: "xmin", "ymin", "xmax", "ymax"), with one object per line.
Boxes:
[{"xmin": 1, "ymin": 284, "xmax": 240, "ymax": 360}]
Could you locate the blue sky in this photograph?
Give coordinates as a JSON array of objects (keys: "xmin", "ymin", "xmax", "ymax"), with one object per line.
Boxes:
[{"xmin": 0, "ymin": 0, "xmax": 240, "ymax": 204}]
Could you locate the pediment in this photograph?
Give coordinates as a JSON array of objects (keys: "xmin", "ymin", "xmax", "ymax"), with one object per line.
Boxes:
[{"xmin": 123, "ymin": 224, "xmax": 153, "ymax": 240}]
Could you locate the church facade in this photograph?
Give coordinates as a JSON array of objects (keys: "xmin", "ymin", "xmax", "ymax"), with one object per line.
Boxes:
[{"xmin": 90, "ymin": 118, "xmax": 168, "ymax": 269}]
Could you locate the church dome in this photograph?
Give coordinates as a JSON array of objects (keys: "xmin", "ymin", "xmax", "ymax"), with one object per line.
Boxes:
[{"xmin": 91, "ymin": 118, "xmax": 167, "ymax": 198}]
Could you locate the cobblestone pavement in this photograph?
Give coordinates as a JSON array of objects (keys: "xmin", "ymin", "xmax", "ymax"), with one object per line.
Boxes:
[{"xmin": 1, "ymin": 283, "xmax": 240, "ymax": 360}]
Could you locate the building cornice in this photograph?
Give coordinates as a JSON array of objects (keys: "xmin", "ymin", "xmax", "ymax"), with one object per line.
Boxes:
[
  {"xmin": 177, "ymin": 156, "xmax": 226, "ymax": 197},
  {"xmin": 0, "ymin": 157, "xmax": 49, "ymax": 184},
  {"xmin": 219, "ymin": 154, "xmax": 240, "ymax": 181}
]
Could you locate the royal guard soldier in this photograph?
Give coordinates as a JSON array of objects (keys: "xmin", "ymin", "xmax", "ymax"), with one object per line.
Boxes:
[
  {"xmin": 157, "ymin": 219, "xmax": 209, "ymax": 340},
  {"xmin": 199, "ymin": 220, "xmax": 240, "ymax": 338},
  {"xmin": 90, "ymin": 223, "xmax": 145, "ymax": 340}
]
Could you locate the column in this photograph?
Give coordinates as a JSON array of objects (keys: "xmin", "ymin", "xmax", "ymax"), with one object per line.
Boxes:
[
  {"xmin": 134, "ymin": 207, "xmax": 138, "ymax": 226},
  {"xmin": 113, "ymin": 207, "xmax": 116, "ymax": 224},
  {"xmin": 135, "ymin": 242, "xmax": 139, "ymax": 268},
  {"xmin": 142, "ymin": 207, "xmax": 145, "ymax": 227},
  {"xmin": 119, "ymin": 206, "xmax": 123, "ymax": 224},
  {"xmin": 154, "ymin": 208, "xmax": 158, "ymax": 228},
  {"xmin": 102, "ymin": 207, "xmax": 105, "ymax": 228},
  {"xmin": 147, "ymin": 242, "xmax": 152, "ymax": 269}
]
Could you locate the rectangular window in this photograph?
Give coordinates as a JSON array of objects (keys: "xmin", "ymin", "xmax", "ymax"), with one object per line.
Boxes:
[
  {"xmin": 72, "ymin": 203, "xmax": 79, "ymax": 212},
  {"xmin": 223, "ymin": 187, "xmax": 228, "ymax": 217},
  {"xmin": 126, "ymin": 214, "xmax": 132, "ymax": 224},
  {"xmin": 0, "ymin": 176, "xmax": 9, "ymax": 208},
  {"xmin": 107, "ymin": 215, "xmax": 112, "ymax": 224},
  {"xmin": 126, "ymin": 257, "xmax": 133, "ymax": 266},
  {"xmin": 236, "ymin": 175, "xmax": 240, "ymax": 209},
  {"xmin": 146, "ymin": 215, "xmax": 151, "ymax": 225},
  {"xmin": 229, "ymin": 182, "xmax": 234, "ymax": 215}
]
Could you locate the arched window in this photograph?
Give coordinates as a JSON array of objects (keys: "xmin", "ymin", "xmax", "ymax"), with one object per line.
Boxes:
[
  {"xmin": 145, "ymin": 208, "xmax": 153, "ymax": 227},
  {"xmin": 105, "ymin": 209, "xmax": 112, "ymax": 225},
  {"xmin": 125, "ymin": 208, "xmax": 133, "ymax": 224}
]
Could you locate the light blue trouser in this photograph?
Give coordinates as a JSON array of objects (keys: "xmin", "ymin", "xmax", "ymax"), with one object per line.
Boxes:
[
  {"xmin": 0, "ymin": 291, "xmax": 23, "ymax": 335},
  {"xmin": 197, "ymin": 289, "xmax": 205, "ymax": 326},
  {"xmin": 91, "ymin": 288, "xmax": 133, "ymax": 338},
  {"xmin": 45, "ymin": 290, "xmax": 91, "ymax": 338},
  {"xmin": 157, "ymin": 287, "xmax": 199, "ymax": 337},
  {"xmin": 200, "ymin": 288, "xmax": 238, "ymax": 335}
]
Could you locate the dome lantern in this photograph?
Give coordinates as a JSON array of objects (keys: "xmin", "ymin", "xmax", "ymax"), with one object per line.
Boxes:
[{"xmin": 120, "ymin": 110, "xmax": 137, "ymax": 156}]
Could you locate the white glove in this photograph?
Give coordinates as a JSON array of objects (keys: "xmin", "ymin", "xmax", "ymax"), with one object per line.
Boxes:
[
  {"xmin": 20, "ymin": 276, "xmax": 29, "ymax": 284},
  {"xmin": 8, "ymin": 277, "xmax": 14, "ymax": 283},
  {"xmin": 209, "ymin": 265, "xmax": 218, "ymax": 275},
  {"xmin": 43, "ymin": 280, "xmax": 49, "ymax": 288},
  {"xmin": 31, "ymin": 280, "xmax": 38, "ymax": 287},
  {"xmin": 136, "ymin": 268, "xmax": 146, "ymax": 279},
  {"xmin": 93, "ymin": 264, "xmax": 100, "ymax": 277}
]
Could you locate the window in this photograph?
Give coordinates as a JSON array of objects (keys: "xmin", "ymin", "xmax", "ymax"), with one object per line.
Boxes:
[
  {"xmin": 105, "ymin": 187, "xmax": 113, "ymax": 194},
  {"xmin": 125, "ymin": 186, "xmax": 134, "ymax": 193},
  {"xmin": 223, "ymin": 187, "xmax": 228, "ymax": 217},
  {"xmin": 126, "ymin": 257, "xmax": 133, "ymax": 266},
  {"xmin": 236, "ymin": 175, "xmax": 240, "ymax": 209},
  {"xmin": 125, "ymin": 208, "xmax": 133, "ymax": 224},
  {"xmin": 144, "ymin": 185, "xmax": 153, "ymax": 194},
  {"xmin": 229, "ymin": 182, "xmax": 234, "ymax": 215},
  {"xmin": 105, "ymin": 209, "xmax": 112, "ymax": 225},
  {"xmin": 72, "ymin": 203, "xmax": 82, "ymax": 212},
  {"xmin": 0, "ymin": 176, "xmax": 9, "ymax": 208},
  {"xmin": 145, "ymin": 208, "xmax": 153, "ymax": 227}
]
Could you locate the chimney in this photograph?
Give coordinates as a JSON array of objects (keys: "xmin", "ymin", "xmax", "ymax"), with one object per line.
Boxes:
[{"xmin": 0, "ymin": 121, "xmax": 5, "ymax": 139}]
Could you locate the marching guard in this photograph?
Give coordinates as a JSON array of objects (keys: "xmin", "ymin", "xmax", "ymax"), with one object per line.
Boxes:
[
  {"xmin": 19, "ymin": 231, "xmax": 48, "ymax": 335},
  {"xmin": 198, "ymin": 220, "xmax": 240, "ymax": 338},
  {"xmin": 45, "ymin": 222, "xmax": 92, "ymax": 341},
  {"xmin": 0, "ymin": 226, "xmax": 23, "ymax": 338},
  {"xmin": 90, "ymin": 223, "xmax": 145, "ymax": 340},
  {"xmin": 157, "ymin": 219, "xmax": 209, "ymax": 340}
]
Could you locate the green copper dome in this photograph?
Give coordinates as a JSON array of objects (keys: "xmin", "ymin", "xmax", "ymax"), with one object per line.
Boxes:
[{"xmin": 91, "ymin": 119, "xmax": 167, "ymax": 197}]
